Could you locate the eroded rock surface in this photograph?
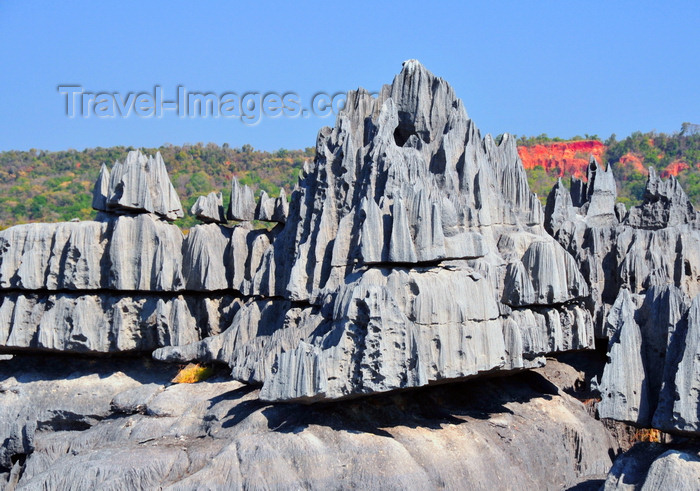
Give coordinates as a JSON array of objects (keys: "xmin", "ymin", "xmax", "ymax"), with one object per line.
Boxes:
[
  {"xmin": 190, "ymin": 192, "xmax": 226, "ymax": 224},
  {"xmin": 0, "ymin": 61, "xmax": 597, "ymax": 401},
  {"xmin": 545, "ymin": 157, "xmax": 700, "ymax": 435},
  {"xmin": 0, "ymin": 59, "xmax": 698, "ymax": 488},
  {"xmin": 93, "ymin": 150, "xmax": 184, "ymax": 221},
  {"xmin": 0, "ymin": 152, "xmax": 250, "ymax": 354},
  {"xmin": 155, "ymin": 60, "xmax": 594, "ymax": 402},
  {"xmin": 602, "ymin": 442, "xmax": 700, "ymax": 490},
  {"xmin": 0, "ymin": 355, "xmax": 615, "ymax": 490}
]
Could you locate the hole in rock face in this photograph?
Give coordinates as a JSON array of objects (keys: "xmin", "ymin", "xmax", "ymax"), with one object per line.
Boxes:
[
  {"xmin": 11, "ymin": 453, "xmax": 26, "ymax": 466},
  {"xmin": 393, "ymin": 111, "xmax": 425, "ymax": 147},
  {"xmin": 393, "ymin": 125, "xmax": 415, "ymax": 147}
]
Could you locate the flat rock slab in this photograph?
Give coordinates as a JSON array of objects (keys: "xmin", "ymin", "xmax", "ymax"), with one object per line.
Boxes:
[{"xmin": 0, "ymin": 355, "xmax": 615, "ymax": 490}]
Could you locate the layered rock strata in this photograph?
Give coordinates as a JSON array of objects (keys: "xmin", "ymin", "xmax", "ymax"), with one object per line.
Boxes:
[
  {"xmin": 154, "ymin": 60, "xmax": 595, "ymax": 402},
  {"xmin": 0, "ymin": 62, "xmax": 595, "ymax": 401},
  {"xmin": 0, "ymin": 152, "xmax": 262, "ymax": 354},
  {"xmin": 545, "ymin": 158, "xmax": 700, "ymax": 435}
]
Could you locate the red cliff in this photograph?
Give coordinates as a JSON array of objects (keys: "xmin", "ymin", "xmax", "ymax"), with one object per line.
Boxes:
[
  {"xmin": 661, "ymin": 160, "xmax": 690, "ymax": 178},
  {"xmin": 618, "ymin": 153, "xmax": 649, "ymax": 175},
  {"xmin": 518, "ymin": 140, "xmax": 606, "ymax": 179}
]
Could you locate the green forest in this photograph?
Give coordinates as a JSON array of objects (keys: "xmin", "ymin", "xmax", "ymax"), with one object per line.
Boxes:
[
  {"xmin": 0, "ymin": 143, "xmax": 313, "ymax": 230},
  {"xmin": 523, "ymin": 125, "xmax": 700, "ymax": 208},
  {"xmin": 0, "ymin": 126, "xmax": 698, "ymax": 231}
]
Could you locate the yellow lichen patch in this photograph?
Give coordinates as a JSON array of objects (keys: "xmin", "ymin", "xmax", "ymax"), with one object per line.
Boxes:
[
  {"xmin": 172, "ymin": 363, "xmax": 214, "ymax": 384},
  {"xmin": 633, "ymin": 428, "xmax": 662, "ymax": 443}
]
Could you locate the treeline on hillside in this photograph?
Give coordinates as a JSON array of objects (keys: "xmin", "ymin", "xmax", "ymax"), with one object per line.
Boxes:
[
  {"xmin": 0, "ymin": 143, "xmax": 314, "ymax": 230},
  {"xmin": 524, "ymin": 125, "xmax": 700, "ymax": 208},
  {"xmin": 516, "ymin": 134, "xmax": 602, "ymax": 146},
  {"xmin": 604, "ymin": 123, "xmax": 700, "ymax": 168},
  {"xmin": 1, "ymin": 127, "xmax": 698, "ymax": 231}
]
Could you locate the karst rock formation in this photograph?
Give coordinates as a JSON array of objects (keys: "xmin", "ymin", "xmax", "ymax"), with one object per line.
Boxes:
[
  {"xmin": 545, "ymin": 157, "xmax": 700, "ymax": 436},
  {"xmin": 0, "ymin": 60, "xmax": 596, "ymax": 403},
  {"xmin": 1, "ymin": 60, "xmax": 699, "ymax": 489},
  {"xmin": 153, "ymin": 59, "xmax": 597, "ymax": 402}
]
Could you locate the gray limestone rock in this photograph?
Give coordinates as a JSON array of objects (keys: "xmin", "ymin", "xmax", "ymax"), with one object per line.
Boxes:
[
  {"xmin": 0, "ymin": 355, "xmax": 616, "ymax": 489},
  {"xmin": 107, "ymin": 213, "xmax": 185, "ymax": 291},
  {"xmin": 627, "ymin": 167, "xmax": 700, "ymax": 229},
  {"xmin": 545, "ymin": 155, "xmax": 700, "ymax": 436},
  {"xmin": 388, "ymin": 197, "xmax": 418, "ymax": 263},
  {"xmin": 246, "ymin": 61, "xmax": 548, "ymax": 303},
  {"xmin": 0, "ymin": 291, "xmax": 241, "ymax": 354},
  {"xmin": 91, "ymin": 163, "xmax": 110, "ymax": 211},
  {"xmin": 181, "ymin": 223, "xmax": 233, "ymax": 291},
  {"xmin": 105, "ymin": 150, "xmax": 184, "ymax": 220},
  {"xmin": 591, "ymin": 286, "xmax": 700, "ymax": 431},
  {"xmin": 159, "ymin": 262, "xmax": 593, "ymax": 403},
  {"xmin": 653, "ymin": 294, "xmax": 700, "ymax": 435},
  {"xmin": 545, "ymin": 156, "xmax": 700, "ymax": 333},
  {"xmin": 584, "ymin": 156, "xmax": 618, "ymax": 223},
  {"xmin": 190, "ymin": 191, "xmax": 226, "ymax": 224},
  {"xmin": 0, "ymin": 220, "xmax": 108, "ymax": 291},
  {"xmin": 272, "ymin": 187, "xmax": 289, "ymax": 223},
  {"xmin": 603, "ymin": 443, "xmax": 700, "ymax": 491},
  {"xmin": 227, "ymin": 176, "xmax": 256, "ymax": 221},
  {"xmin": 149, "ymin": 60, "xmax": 594, "ymax": 402},
  {"xmin": 359, "ymin": 196, "xmax": 387, "ymax": 263},
  {"xmin": 0, "ymin": 214, "xmax": 186, "ymax": 292},
  {"xmin": 110, "ymin": 383, "xmax": 163, "ymax": 415},
  {"xmin": 544, "ymin": 178, "xmax": 575, "ymax": 235},
  {"xmin": 593, "ymin": 289, "xmax": 652, "ymax": 424},
  {"xmin": 254, "ymin": 190, "xmax": 276, "ymax": 221},
  {"xmin": 639, "ymin": 449, "xmax": 700, "ymax": 490},
  {"xmin": 503, "ymin": 239, "xmax": 588, "ymax": 307}
]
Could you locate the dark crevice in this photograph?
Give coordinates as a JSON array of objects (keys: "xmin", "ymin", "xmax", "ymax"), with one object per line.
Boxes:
[
  {"xmin": 0, "ymin": 287, "xmax": 247, "ymax": 298},
  {"xmin": 9, "ymin": 454, "xmax": 26, "ymax": 467},
  {"xmin": 360, "ymin": 255, "xmax": 485, "ymax": 270}
]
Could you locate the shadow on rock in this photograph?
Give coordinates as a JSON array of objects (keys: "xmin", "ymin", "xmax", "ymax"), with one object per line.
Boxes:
[
  {"xmin": 238, "ymin": 370, "xmax": 561, "ymax": 437},
  {"xmin": 0, "ymin": 354, "xmax": 180, "ymax": 385}
]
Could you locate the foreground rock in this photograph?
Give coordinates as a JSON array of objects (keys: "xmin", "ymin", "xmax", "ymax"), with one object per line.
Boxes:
[
  {"xmin": 602, "ymin": 442, "xmax": 700, "ymax": 490},
  {"xmin": 0, "ymin": 355, "xmax": 615, "ymax": 490},
  {"xmin": 545, "ymin": 158, "xmax": 700, "ymax": 436},
  {"xmin": 155, "ymin": 60, "xmax": 595, "ymax": 402}
]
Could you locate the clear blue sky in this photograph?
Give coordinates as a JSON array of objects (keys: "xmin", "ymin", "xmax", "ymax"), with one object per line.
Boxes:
[{"xmin": 1, "ymin": 1, "xmax": 698, "ymax": 152}]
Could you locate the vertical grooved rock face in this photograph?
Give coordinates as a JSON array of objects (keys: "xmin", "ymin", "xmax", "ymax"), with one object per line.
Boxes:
[
  {"xmin": 227, "ymin": 176, "xmax": 256, "ymax": 221},
  {"xmin": 584, "ymin": 156, "xmax": 617, "ymax": 221},
  {"xmin": 654, "ymin": 294, "xmax": 700, "ymax": 434},
  {"xmin": 153, "ymin": 60, "xmax": 595, "ymax": 403},
  {"xmin": 0, "ymin": 292, "xmax": 241, "ymax": 354},
  {"xmin": 191, "ymin": 192, "xmax": 226, "ymax": 224},
  {"xmin": 0, "ymin": 148, "xmax": 254, "ymax": 354},
  {"xmin": 92, "ymin": 163, "xmax": 110, "ymax": 211},
  {"xmin": 545, "ymin": 155, "xmax": 700, "ymax": 436},
  {"xmin": 100, "ymin": 150, "xmax": 184, "ymax": 221}
]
